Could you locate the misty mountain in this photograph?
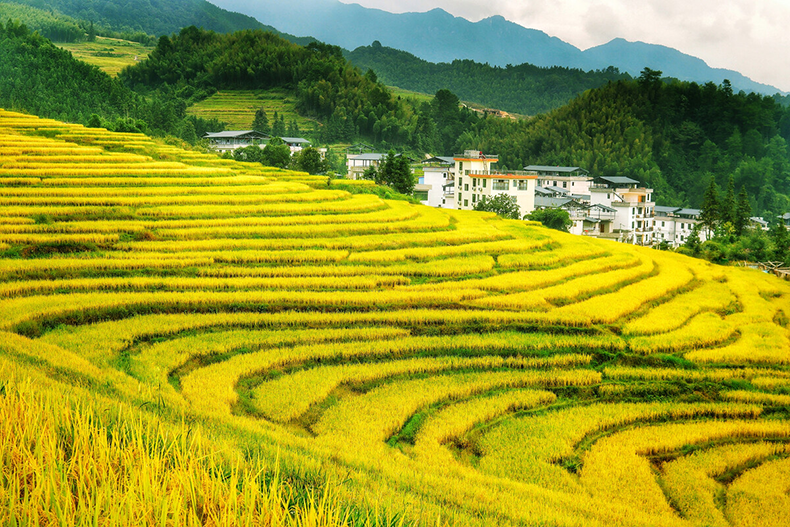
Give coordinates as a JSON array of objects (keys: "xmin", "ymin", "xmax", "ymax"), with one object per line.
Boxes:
[{"xmin": 209, "ymin": 0, "xmax": 784, "ymax": 95}]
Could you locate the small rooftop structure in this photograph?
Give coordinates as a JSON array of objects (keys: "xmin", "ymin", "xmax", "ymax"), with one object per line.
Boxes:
[
  {"xmin": 204, "ymin": 130, "xmax": 269, "ymax": 153},
  {"xmin": 524, "ymin": 165, "xmax": 590, "ymax": 177},
  {"xmin": 596, "ymin": 176, "xmax": 641, "ymax": 187}
]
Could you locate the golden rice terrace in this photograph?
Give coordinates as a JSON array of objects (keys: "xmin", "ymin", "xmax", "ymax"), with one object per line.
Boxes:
[{"xmin": 1, "ymin": 109, "xmax": 789, "ymax": 526}]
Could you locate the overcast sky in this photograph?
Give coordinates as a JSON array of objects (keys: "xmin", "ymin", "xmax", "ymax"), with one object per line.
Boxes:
[{"xmin": 340, "ymin": 0, "xmax": 790, "ymax": 93}]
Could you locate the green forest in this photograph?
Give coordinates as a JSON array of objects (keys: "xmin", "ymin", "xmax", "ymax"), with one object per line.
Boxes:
[
  {"xmin": 0, "ymin": 20, "xmax": 223, "ymax": 140},
  {"xmin": 346, "ymin": 41, "xmax": 630, "ymax": 116},
  {"xmin": 120, "ymin": 27, "xmax": 478, "ymax": 153},
  {"xmin": 7, "ymin": 0, "xmax": 285, "ymax": 43}
]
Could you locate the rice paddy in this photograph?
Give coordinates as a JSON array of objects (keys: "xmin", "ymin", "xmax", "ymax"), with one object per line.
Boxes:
[{"xmin": 1, "ymin": 108, "xmax": 789, "ymax": 527}]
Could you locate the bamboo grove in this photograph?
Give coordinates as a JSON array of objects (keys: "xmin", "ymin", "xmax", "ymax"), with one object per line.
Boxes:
[{"xmin": 1, "ymin": 109, "xmax": 790, "ymax": 526}]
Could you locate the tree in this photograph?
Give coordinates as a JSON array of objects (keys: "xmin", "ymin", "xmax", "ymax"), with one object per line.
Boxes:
[
  {"xmin": 292, "ymin": 147, "xmax": 326, "ymax": 174},
  {"xmin": 526, "ymin": 208, "xmax": 572, "ymax": 231},
  {"xmin": 700, "ymin": 177, "xmax": 720, "ymax": 237},
  {"xmin": 474, "ymin": 194, "xmax": 521, "ymax": 220},
  {"xmin": 286, "ymin": 119, "xmax": 300, "ymax": 137},
  {"xmin": 260, "ymin": 137, "xmax": 291, "ymax": 168},
  {"xmin": 734, "ymin": 186, "xmax": 752, "ymax": 235},
  {"xmin": 721, "ymin": 174, "xmax": 736, "ymax": 226},
  {"xmin": 233, "ymin": 145, "xmax": 264, "ymax": 163},
  {"xmin": 271, "ymin": 111, "xmax": 285, "ymax": 137},
  {"xmin": 377, "ymin": 151, "xmax": 414, "ymax": 194},
  {"xmin": 251, "ymin": 107, "xmax": 270, "ymax": 135},
  {"xmin": 771, "ymin": 222, "xmax": 789, "ymax": 263},
  {"xmin": 361, "ymin": 165, "xmax": 377, "ymax": 181},
  {"xmin": 684, "ymin": 224, "xmax": 702, "ymax": 256}
]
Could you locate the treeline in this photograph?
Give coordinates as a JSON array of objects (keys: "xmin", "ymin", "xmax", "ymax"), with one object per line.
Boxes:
[
  {"xmin": 0, "ymin": 2, "xmax": 86, "ymax": 42},
  {"xmin": 457, "ymin": 71, "xmax": 790, "ymax": 218},
  {"xmin": 120, "ymin": 27, "xmax": 479, "ymax": 152},
  {"xmin": 0, "ymin": 20, "xmax": 222, "ymax": 141},
  {"xmin": 346, "ymin": 42, "xmax": 630, "ymax": 116},
  {"xmin": 9, "ymin": 0, "xmax": 278, "ymax": 43}
]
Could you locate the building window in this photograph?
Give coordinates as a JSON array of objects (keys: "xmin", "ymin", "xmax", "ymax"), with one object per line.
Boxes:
[
  {"xmin": 465, "ymin": 170, "xmax": 470, "ymax": 176},
  {"xmin": 482, "ymin": 179, "xmax": 487, "ymax": 188},
  {"xmin": 472, "ymin": 194, "xmax": 477, "ymax": 203},
  {"xmin": 418, "ymin": 177, "xmax": 425, "ymax": 185},
  {"xmin": 493, "ymin": 180, "xmax": 508, "ymax": 191},
  {"xmin": 517, "ymin": 181, "xmax": 530, "ymax": 191},
  {"xmin": 459, "ymin": 162, "xmax": 463, "ymax": 173},
  {"xmin": 464, "ymin": 199, "xmax": 468, "ymax": 207},
  {"xmin": 473, "ymin": 178, "xmax": 477, "ymax": 187},
  {"xmin": 563, "ymin": 182, "xmax": 567, "ymax": 188}
]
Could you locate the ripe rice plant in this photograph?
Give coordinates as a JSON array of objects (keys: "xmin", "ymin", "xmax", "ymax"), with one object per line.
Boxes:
[
  {"xmin": 661, "ymin": 442, "xmax": 790, "ymax": 527},
  {"xmin": 685, "ymin": 322, "xmax": 790, "ymax": 364},
  {"xmin": 721, "ymin": 390, "xmax": 790, "ymax": 405},
  {"xmin": 726, "ymin": 457, "xmax": 790, "ymax": 526},
  {"xmin": 251, "ymin": 355, "xmax": 588, "ymax": 422},
  {"xmin": 622, "ymin": 278, "xmax": 735, "ymax": 335},
  {"xmin": 627, "ymin": 312, "xmax": 734, "ymax": 353}
]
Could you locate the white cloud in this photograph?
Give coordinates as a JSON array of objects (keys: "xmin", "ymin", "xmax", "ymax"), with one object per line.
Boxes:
[{"xmin": 340, "ymin": 0, "xmax": 790, "ymax": 91}]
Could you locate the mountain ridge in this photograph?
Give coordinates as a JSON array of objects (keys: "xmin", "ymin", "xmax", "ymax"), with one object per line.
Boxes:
[{"xmin": 209, "ymin": 0, "xmax": 785, "ymax": 95}]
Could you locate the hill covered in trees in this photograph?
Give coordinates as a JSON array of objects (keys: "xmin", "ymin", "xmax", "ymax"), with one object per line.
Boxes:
[
  {"xmin": 7, "ymin": 0, "xmax": 314, "ymax": 45},
  {"xmin": 458, "ymin": 71, "xmax": 790, "ymax": 218},
  {"xmin": 120, "ymin": 26, "xmax": 478, "ymax": 152},
  {"xmin": 0, "ymin": 20, "xmax": 221, "ymax": 140},
  {"xmin": 346, "ymin": 42, "xmax": 630, "ymax": 116}
]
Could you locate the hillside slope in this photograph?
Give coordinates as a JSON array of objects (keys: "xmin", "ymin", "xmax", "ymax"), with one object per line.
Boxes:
[
  {"xmin": 346, "ymin": 42, "xmax": 629, "ymax": 116},
  {"xmin": 1, "ymin": 109, "xmax": 789, "ymax": 526}
]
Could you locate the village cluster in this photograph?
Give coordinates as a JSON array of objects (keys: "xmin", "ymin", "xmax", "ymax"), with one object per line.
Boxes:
[{"xmin": 204, "ymin": 130, "xmax": 768, "ymax": 248}]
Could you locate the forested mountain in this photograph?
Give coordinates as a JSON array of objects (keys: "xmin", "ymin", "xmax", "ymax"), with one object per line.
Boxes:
[
  {"xmin": 8, "ymin": 0, "xmax": 314, "ymax": 45},
  {"xmin": 457, "ymin": 72, "xmax": 790, "ymax": 218},
  {"xmin": 0, "ymin": 2, "xmax": 86, "ymax": 42},
  {"xmin": 0, "ymin": 20, "xmax": 222, "ymax": 140},
  {"xmin": 346, "ymin": 42, "xmax": 629, "ymax": 116},
  {"xmin": 211, "ymin": 0, "xmax": 783, "ymax": 96},
  {"xmin": 119, "ymin": 26, "xmax": 478, "ymax": 152}
]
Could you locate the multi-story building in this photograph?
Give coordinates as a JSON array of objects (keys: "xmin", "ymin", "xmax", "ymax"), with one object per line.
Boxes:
[
  {"xmin": 653, "ymin": 207, "xmax": 709, "ymax": 246},
  {"xmin": 590, "ymin": 176, "xmax": 655, "ymax": 245},
  {"xmin": 417, "ymin": 156, "xmax": 455, "ymax": 208},
  {"xmin": 526, "ymin": 166, "xmax": 592, "ymax": 195},
  {"xmin": 455, "ymin": 151, "xmax": 537, "ymax": 215}
]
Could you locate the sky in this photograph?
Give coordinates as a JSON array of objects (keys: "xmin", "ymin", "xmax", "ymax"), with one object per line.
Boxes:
[{"xmin": 339, "ymin": 0, "xmax": 790, "ymax": 93}]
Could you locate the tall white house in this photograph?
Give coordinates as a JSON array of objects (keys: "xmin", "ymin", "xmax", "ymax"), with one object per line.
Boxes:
[
  {"xmin": 590, "ymin": 176, "xmax": 655, "ymax": 245},
  {"xmin": 418, "ymin": 156, "xmax": 456, "ymax": 208},
  {"xmin": 455, "ymin": 151, "xmax": 537, "ymax": 216}
]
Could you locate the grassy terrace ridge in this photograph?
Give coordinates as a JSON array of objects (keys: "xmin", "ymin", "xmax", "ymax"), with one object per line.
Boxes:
[
  {"xmin": 185, "ymin": 88, "xmax": 321, "ymax": 132},
  {"xmin": 1, "ymin": 108, "xmax": 790, "ymax": 526},
  {"xmin": 58, "ymin": 36, "xmax": 154, "ymax": 77}
]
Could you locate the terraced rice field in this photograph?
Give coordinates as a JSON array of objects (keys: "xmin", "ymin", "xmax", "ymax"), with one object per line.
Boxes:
[
  {"xmin": 1, "ymin": 109, "xmax": 789, "ymax": 526},
  {"xmin": 186, "ymin": 89, "xmax": 321, "ymax": 131},
  {"xmin": 58, "ymin": 37, "xmax": 153, "ymax": 76}
]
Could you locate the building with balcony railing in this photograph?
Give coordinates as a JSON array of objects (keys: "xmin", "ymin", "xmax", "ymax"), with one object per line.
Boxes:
[
  {"xmin": 455, "ymin": 151, "xmax": 537, "ymax": 214},
  {"xmin": 525, "ymin": 166, "xmax": 592, "ymax": 195},
  {"xmin": 204, "ymin": 130, "xmax": 269, "ymax": 153},
  {"xmin": 588, "ymin": 176, "xmax": 655, "ymax": 245}
]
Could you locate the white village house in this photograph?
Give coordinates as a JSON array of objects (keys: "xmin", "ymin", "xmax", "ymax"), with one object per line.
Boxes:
[
  {"xmin": 455, "ymin": 151, "xmax": 537, "ymax": 214},
  {"xmin": 204, "ymin": 130, "xmax": 268, "ymax": 153},
  {"xmin": 418, "ymin": 156, "xmax": 456, "ymax": 208}
]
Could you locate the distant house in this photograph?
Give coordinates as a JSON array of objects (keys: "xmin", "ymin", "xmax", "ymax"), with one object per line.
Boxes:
[
  {"xmin": 653, "ymin": 206, "xmax": 709, "ymax": 247},
  {"xmin": 346, "ymin": 152, "xmax": 414, "ymax": 180},
  {"xmin": 204, "ymin": 130, "xmax": 269, "ymax": 153},
  {"xmin": 281, "ymin": 137, "xmax": 311, "ymax": 154}
]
